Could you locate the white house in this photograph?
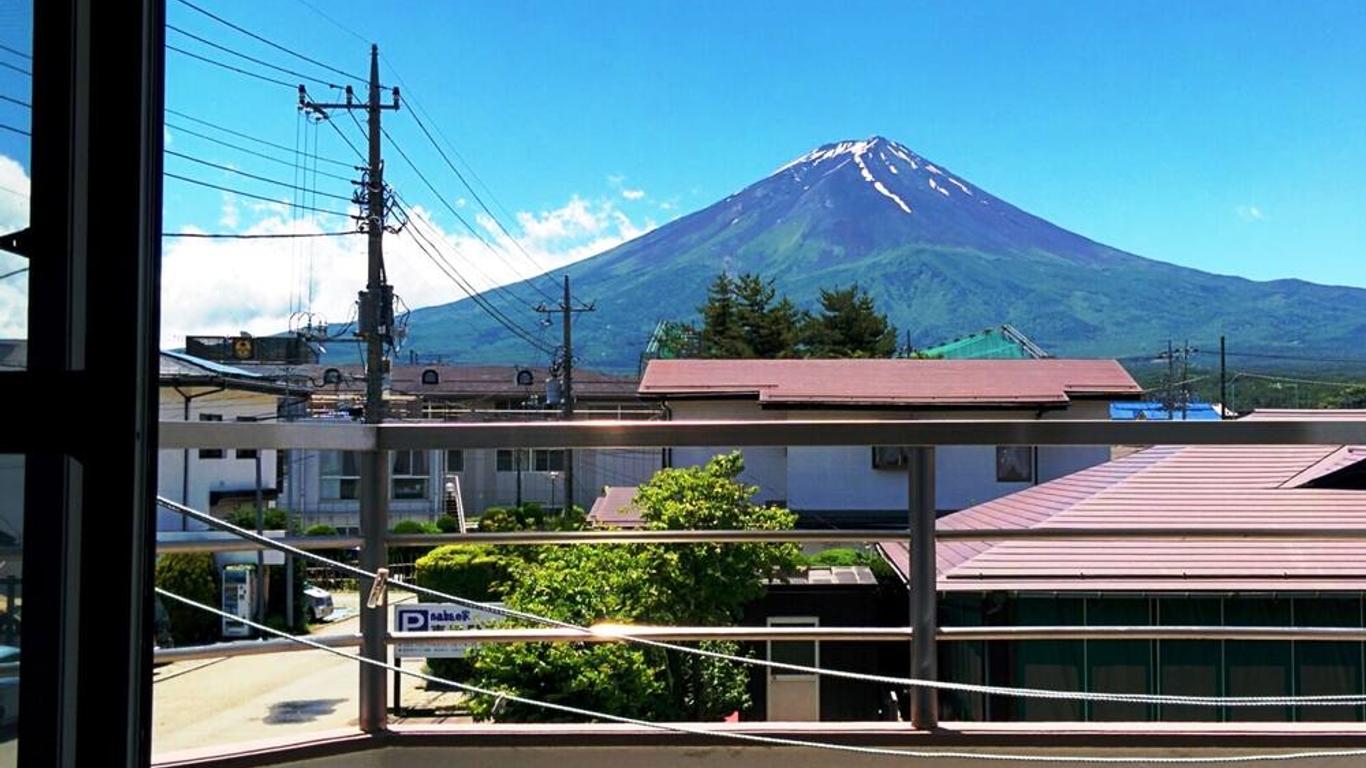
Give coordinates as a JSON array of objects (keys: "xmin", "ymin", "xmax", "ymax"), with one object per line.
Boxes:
[
  {"xmin": 157, "ymin": 351, "xmax": 303, "ymax": 531},
  {"xmin": 637, "ymin": 358, "xmax": 1142, "ymax": 526}
]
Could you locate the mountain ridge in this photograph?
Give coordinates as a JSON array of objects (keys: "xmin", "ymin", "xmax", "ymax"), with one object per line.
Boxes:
[{"xmin": 392, "ymin": 136, "xmax": 1366, "ymax": 372}]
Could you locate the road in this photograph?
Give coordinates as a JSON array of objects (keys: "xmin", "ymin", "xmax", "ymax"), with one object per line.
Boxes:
[{"xmin": 151, "ymin": 589, "xmax": 468, "ymax": 759}]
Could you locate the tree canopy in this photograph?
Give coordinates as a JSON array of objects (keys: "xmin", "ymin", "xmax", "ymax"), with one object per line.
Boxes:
[
  {"xmin": 466, "ymin": 452, "xmax": 799, "ymax": 722},
  {"xmin": 677, "ymin": 272, "xmax": 898, "ymax": 359}
]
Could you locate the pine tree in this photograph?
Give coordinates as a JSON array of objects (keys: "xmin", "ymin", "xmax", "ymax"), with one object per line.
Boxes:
[{"xmin": 800, "ymin": 283, "xmax": 898, "ymax": 358}]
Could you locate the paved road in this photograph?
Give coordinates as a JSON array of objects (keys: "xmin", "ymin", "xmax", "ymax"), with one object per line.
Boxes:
[{"xmin": 152, "ymin": 589, "xmax": 467, "ymax": 759}]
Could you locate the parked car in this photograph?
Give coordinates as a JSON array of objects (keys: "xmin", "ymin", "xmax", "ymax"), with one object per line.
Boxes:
[
  {"xmin": 303, "ymin": 583, "xmax": 334, "ymax": 623},
  {"xmin": 0, "ymin": 644, "xmax": 18, "ymax": 728}
]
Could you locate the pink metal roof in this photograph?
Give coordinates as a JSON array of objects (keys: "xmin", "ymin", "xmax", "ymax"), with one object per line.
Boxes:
[
  {"xmin": 638, "ymin": 358, "xmax": 1141, "ymax": 407},
  {"xmin": 587, "ymin": 486, "xmax": 644, "ymax": 528},
  {"xmin": 880, "ymin": 441, "xmax": 1366, "ymax": 592}
]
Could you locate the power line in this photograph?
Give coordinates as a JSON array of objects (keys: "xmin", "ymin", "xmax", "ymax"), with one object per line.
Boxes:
[
  {"xmin": 0, "ymin": 122, "xmax": 30, "ymax": 137},
  {"xmin": 0, "ymin": 267, "xmax": 28, "ymax": 281},
  {"xmin": 173, "ymin": 0, "xmax": 366, "ymax": 84},
  {"xmin": 165, "ymin": 109, "xmax": 355, "ymax": 168},
  {"xmin": 401, "ymin": 106, "xmax": 562, "ymax": 301},
  {"xmin": 1197, "ymin": 349, "xmax": 1366, "ymax": 366},
  {"xmin": 167, "ymin": 43, "xmax": 297, "ymax": 89},
  {"xmin": 165, "ymin": 120, "xmax": 353, "ymax": 183},
  {"xmin": 165, "ymin": 149, "xmax": 354, "ymax": 202},
  {"xmin": 0, "ymin": 60, "xmax": 29, "ymax": 77},
  {"xmin": 167, "ymin": 23, "xmax": 349, "ymax": 90},
  {"xmin": 383, "ymin": 126, "xmax": 556, "ymax": 305},
  {"xmin": 0, "ymin": 43, "xmax": 31, "ymax": 61},
  {"xmin": 163, "ymin": 230, "xmax": 357, "ymax": 240},
  {"xmin": 0, "ymin": 94, "xmax": 30, "ymax": 109},
  {"xmin": 164, "ymin": 172, "xmax": 355, "ymax": 219}
]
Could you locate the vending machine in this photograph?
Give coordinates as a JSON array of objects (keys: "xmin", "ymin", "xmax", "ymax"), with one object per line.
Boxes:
[{"xmin": 221, "ymin": 565, "xmax": 255, "ymax": 638}]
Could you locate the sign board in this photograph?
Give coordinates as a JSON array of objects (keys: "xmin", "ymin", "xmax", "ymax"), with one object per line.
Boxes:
[{"xmin": 394, "ymin": 602, "xmax": 504, "ymax": 658}]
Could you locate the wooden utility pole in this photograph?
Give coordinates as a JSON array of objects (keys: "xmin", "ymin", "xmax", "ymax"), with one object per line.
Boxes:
[
  {"xmin": 299, "ymin": 44, "xmax": 399, "ymax": 734},
  {"xmin": 537, "ymin": 275, "xmax": 593, "ymax": 511}
]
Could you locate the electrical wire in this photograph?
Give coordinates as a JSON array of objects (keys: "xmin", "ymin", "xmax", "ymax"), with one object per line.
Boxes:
[
  {"xmin": 0, "ymin": 60, "xmax": 29, "ymax": 77},
  {"xmin": 157, "ymin": 497, "xmax": 1366, "ymax": 709},
  {"xmin": 0, "ymin": 267, "xmax": 28, "ymax": 280},
  {"xmin": 167, "ymin": 43, "xmax": 297, "ymax": 89},
  {"xmin": 156, "ymin": 586, "xmax": 1366, "ymax": 765},
  {"xmin": 0, "ymin": 122, "xmax": 30, "ymax": 137},
  {"xmin": 165, "ymin": 108, "xmax": 355, "ymax": 169},
  {"xmin": 165, "ymin": 149, "xmax": 354, "ymax": 202},
  {"xmin": 163, "ymin": 231, "xmax": 357, "ymax": 239},
  {"xmin": 382, "ymin": 125, "xmax": 557, "ymax": 305},
  {"xmin": 0, "ymin": 43, "xmax": 31, "ymax": 61},
  {"xmin": 165, "ymin": 120, "xmax": 354, "ymax": 183},
  {"xmin": 167, "ymin": 24, "xmax": 348, "ymax": 90},
  {"xmin": 0, "ymin": 94, "xmax": 30, "ymax": 109},
  {"xmin": 164, "ymin": 172, "xmax": 355, "ymax": 219},
  {"xmin": 172, "ymin": 0, "xmax": 366, "ymax": 85}
]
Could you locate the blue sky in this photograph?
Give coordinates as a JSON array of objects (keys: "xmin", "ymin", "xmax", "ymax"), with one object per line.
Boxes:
[{"xmin": 3, "ymin": 1, "xmax": 1366, "ymax": 341}]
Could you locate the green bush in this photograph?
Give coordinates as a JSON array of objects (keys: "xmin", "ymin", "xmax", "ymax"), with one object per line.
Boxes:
[
  {"xmin": 155, "ymin": 553, "xmax": 221, "ymax": 645},
  {"xmin": 304, "ymin": 523, "xmax": 338, "ymax": 536},
  {"xmin": 800, "ymin": 546, "xmax": 894, "ymax": 579},
  {"xmin": 478, "ymin": 502, "xmax": 586, "ymax": 533},
  {"xmin": 436, "ymin": 514, "xmax": 462, "ymax": 533},
  {"xmin": 392, "ymin": 519, "xmax": 440, "ymax": 534},
  {"xmin": 414, "ymin": 545, "xmax": 509, "ymax": 681},
  {"xmin": 226, "ymin": 504, "xmax": 293, "ymax": 532}
]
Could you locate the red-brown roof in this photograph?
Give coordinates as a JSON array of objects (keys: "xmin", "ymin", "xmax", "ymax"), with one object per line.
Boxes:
[
  {"xmin": 879, "ymin": 441, "xmax": 1366, "ymax": 592},
  {"xmin": 638, "ymin": 358, "xmax": 1140, "ymax": 407}
]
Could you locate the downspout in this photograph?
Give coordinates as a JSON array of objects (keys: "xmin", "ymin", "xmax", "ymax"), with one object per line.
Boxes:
[
  {"xmin": 1032, "ymin": 407, "xmax": 1045, "ymax": 486},
  {"xmin": 173, "ymin": 384, "xmax": 226, "ymax": 530},
  {"xmin": 660, "ymin": 401, "xmax": 673, "ymax": 469}
]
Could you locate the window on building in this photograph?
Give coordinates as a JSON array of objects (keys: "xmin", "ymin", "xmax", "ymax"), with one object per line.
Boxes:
[
  {"xmin": 320, "ymin": 451, "xmax": 360, "ymax": 500},
  {"xmin": 235, "ymin": 416, "xmax": 257, "ymax": 460},
  {"xmin": 198, "ymin": 413, "xmax": 223, "ymax": 459},
  {"xmin": 392, "ymin": 450, "xmax": 431, "ymax": 500},
  {"xmin": 995, "ymin": 446, "xmax": 1034, "ymax": 482},
  {"xmin": 532, "ymin": 449, "xmax": 566, "ymax": 472},
  {"xmin": 446, "ymin": 449, "xmax": 464, "ymax": 473},
  {"xmin": 870, "ymin": 446, "xmax": 908, "ymax": 470},
  {"xmin": 496, "ymin": 449, "xmax": 530, "ymax": 472}
]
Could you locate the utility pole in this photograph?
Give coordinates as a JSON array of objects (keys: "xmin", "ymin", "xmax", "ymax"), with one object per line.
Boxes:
[
  {"xmin": 537, "ymin": 275, "xmax": 594, "ymax": 513},
  {"xmin": 299, "ymin": 44, "xmax": 399, "ymax": 735},
  {"xmin": 1219, "ymin": 335, "xmax": 1227, "ymax": 420}
]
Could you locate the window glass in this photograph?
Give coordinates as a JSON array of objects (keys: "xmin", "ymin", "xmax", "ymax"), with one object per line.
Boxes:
[
  {"xmin": 446, "ymin": 449, "xmax": 464, "ymax": 473},
  {"xmin": 1224, "ymin": 597, "xmax": 1292, "ymax": 722},
  {"xmin": 320, "ymin": 451, "xmax": 359, "ymax": 500},
  {"xmin": 1008, "ymin": 597, "xmax": 1083, "ymax": 721},
  {"xmin": 1156, "ymin": 598, "xmax": 1223, "ymax": 721},
  {"xmin": 1294, "ymin": 597, "xmax": 1364, "ymax": 722},
  {"xmin": 197, "ymin": 413, "xmax": 223, "ymax": 459},
  {"xmin": 1085, "ymin": 597, "xmax": 1154, "ymax": 721},
  {"xmin": 235, "ymin": 416, "xmax": 257, "ymax": 460},
  {"xmin": 995, "ymin": 446, "xmax": 1033, "ymax": 482}
]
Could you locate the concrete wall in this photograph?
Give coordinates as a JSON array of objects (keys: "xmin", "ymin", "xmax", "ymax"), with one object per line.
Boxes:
[{"xmin": 157, "ymin": 386, "xmax": 280, "ymax": 531}]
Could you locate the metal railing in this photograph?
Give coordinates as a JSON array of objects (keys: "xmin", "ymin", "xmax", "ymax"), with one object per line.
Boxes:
[{"xmin": 154, "ymin": 417, "xmax": 1366, "ymax": 743}]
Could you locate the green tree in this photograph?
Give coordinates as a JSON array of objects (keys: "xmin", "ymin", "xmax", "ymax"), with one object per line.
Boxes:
[
  {"xmin": 732, "ymin": 273, "xmax": 803, "ymax": 358},
  {"xmin": 467, "ymin": 452, "xmax": 799, "ymax": 722},
  {"xmin": 155, "ymin": 553, "xmax": 221, "ymax": 645},
  {"xmin": 1323, "ymin": 385, "xmax": 1366, "ymax": 409},
  {"xmin": 800, "ymin": 283, "xmax": 897, "ymax": 358},
  {"xmin": 698, "ymin": 272, "xmax": 745, "ymax": 357}
]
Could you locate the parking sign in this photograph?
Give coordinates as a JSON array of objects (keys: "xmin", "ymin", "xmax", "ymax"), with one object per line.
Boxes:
[{"xmin": 393, "ymin": 602, "xmax": 504, "ymax": 658}]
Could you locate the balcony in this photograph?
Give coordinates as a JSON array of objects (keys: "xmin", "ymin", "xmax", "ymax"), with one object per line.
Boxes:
[{"xmin": 146, "ymin": 416, "xmax": 1366, "ymax": 767}]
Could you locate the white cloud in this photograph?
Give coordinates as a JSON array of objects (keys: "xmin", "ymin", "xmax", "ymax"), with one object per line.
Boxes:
[
  {"xmin": 219, "ymin": 192, "xmax": 240, "ymax": 229},
  {"xmin": 0, "ymin": 156, "xmax": 31, "ymax": 339},
  {"xmin": 158, "ymin": 192, "xmax": 653, "ymax": 348},
  {"xmin": 621, "ymin": 188, "xmax": 645, "ymax": 201},
  {"xmin": 1235, "ymin": 204, "xmax": 1265, "ymax": 222}
]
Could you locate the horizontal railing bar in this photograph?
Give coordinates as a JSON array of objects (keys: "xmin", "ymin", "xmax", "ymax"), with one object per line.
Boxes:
[
  {"xmin": 156, "ymin": 417, "xmax": 1366, "ymax": 451},
  {"xmin": 386, "ymin": 529, "xmax": 910, "ymax": 546},
  {"xmin": 156, "ymin": 535, "xmax": 363, "ymax": 554},
  {"xmin": 153, "ymin": 633, "xmax": 361, "ymax": 663},
  {"xmin": 151, "ymin": 526, "xmax": 1366, "ymax": 553},
  {"xmin": 390, "ymin": 625, "xmax": 1366, "ymax": 645}
]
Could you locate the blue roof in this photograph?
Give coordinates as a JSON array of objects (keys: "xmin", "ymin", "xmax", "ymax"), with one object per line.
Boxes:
[
  {"xmin": 1110, "ymin": 401, "xmax": 1221, "ymax": 421},
  {"xmin": 160, "ymin": 349, "xmax": 263, "ymax": 379}
]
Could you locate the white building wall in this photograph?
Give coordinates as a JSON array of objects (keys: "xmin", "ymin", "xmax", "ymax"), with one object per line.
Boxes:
[
  {"xmin": 157, "ymin": 387, "xmax": 280, "ymax": 531},
  {"xmin": 666, "ymin": 399, "xmax": 1117, "ymax": 518}
]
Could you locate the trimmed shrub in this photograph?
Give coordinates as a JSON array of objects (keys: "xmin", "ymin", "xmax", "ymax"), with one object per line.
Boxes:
[
  {"xmin": 436, "ymin": 514, "xmax": 462, "ymax": 533},
  {"xmin": 226, "ymin": 504, "xmax": 292, "ymax": 532},
  {"xmin": 413, "ymin": 545, "xmax": 507, "ymax": 603},
  {"xmin": 155, "ymin": 553, "xmax": 220, "ymax": 645},
  {"xmin": 392, "ymin": 519, "xmax": 439, "ymax": 535},
  {"xmin": 304, "ymin": 523, "xmax": 338, "ymax": 536}
]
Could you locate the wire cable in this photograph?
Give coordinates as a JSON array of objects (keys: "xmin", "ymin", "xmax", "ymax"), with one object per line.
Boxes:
[
  {"xmin": 0, "ymin": 122, "xmax": 30, "ymax": 137},
  {"xmin": 165, "ymin": 149, "xmax": 354, "ymax": 202},
  {"xmin": 156, "ymin": 497, "xmax": 1366, "ymax": 709},
  {"xmin": 0, "ymin": 60, "xmax": 29, "ymax": 77},
  {"xmin": 163, "ymin": 231, "xmax": 357, "ymax": 239},
  {"xmin": 0, "ymin": 94, "xmax": 30, "ymax": 109},
  {"xmin": 156, "ymin": 586, "xmax": 1366, "ymax": 765},
  {"xmin": 167, "ymin": 24, "xmax": 348, "ymax": 90},
  {"xmin": 172, "ymin": 0, "xmax": 366, "ymax": 85},
  {"xmin": 165, "ymin": 120, "xmax": 353, "ymax": 183},
  {"xmin": 0, "ymin": 43, "xmax": 31, "ymax": 61},
  {"xmin": 164, "ymin": 172, "xmax": 355, "ymax": 219},
  {"xmin": 165, "ymin": 108, "xmax": 355, "ymax": 168},
  {"xmin": 0, "ymin": 267, "xmax": 28, "ymax": 281},
  {"xmin": 167, "ymin": 43, "xmax": 296, "ymax": 89}
]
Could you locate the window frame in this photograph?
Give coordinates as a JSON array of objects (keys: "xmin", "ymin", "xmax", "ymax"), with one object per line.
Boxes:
[
  {"xmin": 995, "ymin": 445, "xmax": 1035, "ymax": 483},
  {"xmin": 391, "ymin": 449, "xmax": 431, "ymax": 500},
  {"xmin": 197, "ymin": 414, "xmax": 224, "ymax": 459},
  {"xmin": 320, "ymin": 450, "xmax": 361, "ymax": 501}
]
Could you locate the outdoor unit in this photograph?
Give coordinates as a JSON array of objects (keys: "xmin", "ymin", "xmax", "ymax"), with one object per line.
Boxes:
[{"xmin": 221, "ymin": 565, "xmax": 255, "ymax": 638}]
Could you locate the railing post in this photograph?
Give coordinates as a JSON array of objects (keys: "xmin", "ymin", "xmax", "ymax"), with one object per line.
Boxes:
[
  {"xmin": 359, "ymin": 448, "xmax": 390, "ymax": 733},
  {"xmin": 908, "ymin": 446, "xmax": 939, "ymax": 729}
]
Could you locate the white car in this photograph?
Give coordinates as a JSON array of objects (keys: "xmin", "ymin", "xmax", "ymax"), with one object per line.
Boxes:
[{"xmin": 303, "ymin": 584, "xmax": 334, "ymax": 622}]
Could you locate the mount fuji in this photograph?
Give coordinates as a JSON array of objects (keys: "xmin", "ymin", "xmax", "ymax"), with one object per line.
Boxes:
[{"xmin": 397, "ymin": 136, "xmax": 1366, "ymax": 371}]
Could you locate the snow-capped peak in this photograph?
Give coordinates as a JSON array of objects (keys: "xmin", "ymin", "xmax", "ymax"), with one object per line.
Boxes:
[{"xmin": 775, "ymin": 136, "xmax": 900, "ymax": 174}]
